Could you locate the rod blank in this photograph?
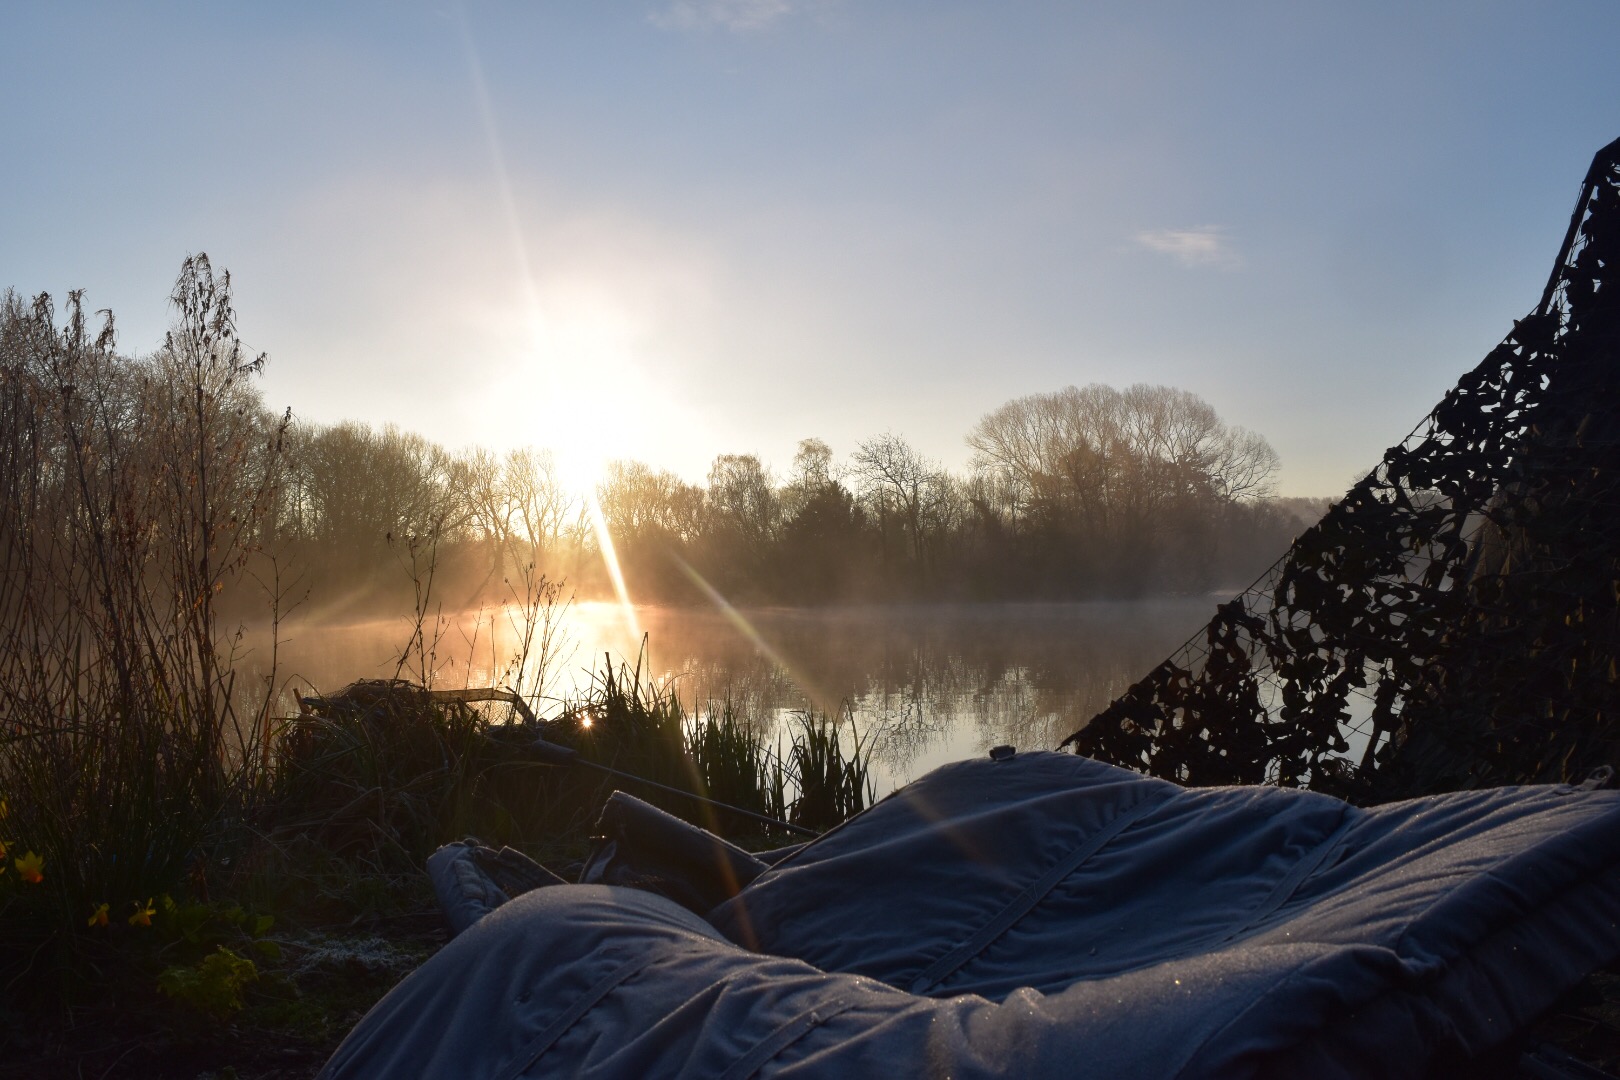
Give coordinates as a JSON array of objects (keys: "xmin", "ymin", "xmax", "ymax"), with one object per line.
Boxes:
[{"xmin": 530, "ymin": 737, "xmax": 819, "ymax": 838}]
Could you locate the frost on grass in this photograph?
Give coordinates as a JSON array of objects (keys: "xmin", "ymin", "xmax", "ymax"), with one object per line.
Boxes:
[{"xmin": 284, "ymin": 933, "xmax": 430, "ymax": 981}]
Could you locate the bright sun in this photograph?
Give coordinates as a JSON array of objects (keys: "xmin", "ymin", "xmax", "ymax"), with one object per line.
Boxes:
[{"xmin": 493, "ymin": 292, "xmax": 668, "ymax": 497}]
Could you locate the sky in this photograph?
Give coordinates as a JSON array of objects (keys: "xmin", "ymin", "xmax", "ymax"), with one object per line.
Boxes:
[{"xmin": 3, "ymin": 1, "xmax": 1618, "ymax": 497}]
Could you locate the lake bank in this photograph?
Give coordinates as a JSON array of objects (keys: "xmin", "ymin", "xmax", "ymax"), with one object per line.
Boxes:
[{"xmin": 246, "ymin": 597, "xmax": 1220, "ymax": 790}]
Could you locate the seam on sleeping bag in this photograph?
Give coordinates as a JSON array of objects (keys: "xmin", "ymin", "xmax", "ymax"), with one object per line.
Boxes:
[
  {"xmin": 495, "ymin": 954, "xmax": 653, "ymax": 1080},
  {"xmin": 966, "ymin": 808, "xmax": 1359, "ymax": 992},
  {"xmin": 1064, "ymin": 807, "xmax": 1359, "ymax": 987},
  {"xmin": 1170, "ymin": 854, "xmax": 1620, "ymax": 1079},
  {"xmin": 749, "ymin": 776, "xmax": 921, "ymax": 879},
  {"xmin": 908, "ymin": 791, "xmax": 1173, "ymax": 994},
  {"xmin": 1146, "ymin": 793, "xmax": 1618, "ymax": 983},
  {"xmin": 1218, "ymin": 808, "xmax": 1356, "ymax": 945},
  {"xmin": 1386, "ymin": 798, "xmax": 1620, "ymax": 965},
  {"xmin": 1165, "ymin": 948, "xmax": 1379, "ymax": 1080},
  {"xmin": 715, "ymin": 995, "xmax": 859, "ymax": 1080}
]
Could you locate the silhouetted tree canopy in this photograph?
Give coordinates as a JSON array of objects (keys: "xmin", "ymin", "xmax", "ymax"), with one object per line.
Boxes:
[{"xmin": 1, "ymin": 267, "xmax": 1305, "ymax": 616}]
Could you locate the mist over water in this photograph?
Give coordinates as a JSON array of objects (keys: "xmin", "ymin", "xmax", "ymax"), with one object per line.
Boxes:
[{"xmin": 247, "ymin": 598, "xmax": 1217, "ymax": 792}]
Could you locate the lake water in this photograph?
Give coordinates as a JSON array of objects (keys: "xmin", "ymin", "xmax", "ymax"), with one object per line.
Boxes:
[{"xmin": 243, "ymin": 598, "xmax": 1220, "ymax": 792}]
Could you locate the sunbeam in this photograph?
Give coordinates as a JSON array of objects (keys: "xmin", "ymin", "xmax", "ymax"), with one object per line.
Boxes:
[
  {"xmin": 459, "ymin": 6, "xmax": 641, "ymax": 649},
  {"xmin": 457, "ymin": 8, "xmax": 541, "ymax": 320},
  {"xmin": 587, "ymin": 488, "xmax": 642, "ymax": 645},
  {"xmin": 668, "ymin": 552, "xmax": 839, "ymax": 716}
]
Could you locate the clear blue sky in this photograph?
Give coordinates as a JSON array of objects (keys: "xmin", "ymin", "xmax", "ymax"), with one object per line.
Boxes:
[{"xmin": 3, "ymin": 1, "xmax": 1617, "ymax": 495}]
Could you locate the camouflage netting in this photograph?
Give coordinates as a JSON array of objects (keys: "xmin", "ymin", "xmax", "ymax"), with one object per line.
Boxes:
[{"xmin": 1064, "ymin": 137, "xmax": 1620, "ymax": 803}]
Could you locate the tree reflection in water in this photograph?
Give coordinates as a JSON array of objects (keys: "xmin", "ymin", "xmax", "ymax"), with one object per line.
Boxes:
[
  {"xmin": 575, "ymin": 601, "xmax": 1214, "ymax": 788},
  {"xmin": 247, "ymin": 599, "xmax": 1214, "ymax": 791}
]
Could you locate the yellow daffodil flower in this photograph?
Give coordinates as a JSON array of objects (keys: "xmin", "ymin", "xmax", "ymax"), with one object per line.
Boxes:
[
  {"xmin": 14, "ymin": 851, "xmax": 43, "ymax": 884},
  {"xmin": 88, "ymin": 903, "xmax": 109, "ymax": 927},
  {"xmin": 0, "ymin": 837, "xmax": 8, "ymax": 860},
  {"xmin": 128, "ymin": 898, "xmax": 156, "ymax": 927}
]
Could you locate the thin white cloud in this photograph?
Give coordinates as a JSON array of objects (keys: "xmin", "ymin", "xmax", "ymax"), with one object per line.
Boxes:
[
  {"xmin": 652, "ymin": 0, "xmax": 792, "ymax": 32},
  {"xmin": 1135, "ymin": 225, "xmax": 1241, "ymax": 269}
]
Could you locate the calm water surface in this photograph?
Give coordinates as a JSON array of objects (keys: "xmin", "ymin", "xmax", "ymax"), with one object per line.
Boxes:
[{"xmin": 246, "ymin": 599, "xmax": 1218, "ymax": 791}]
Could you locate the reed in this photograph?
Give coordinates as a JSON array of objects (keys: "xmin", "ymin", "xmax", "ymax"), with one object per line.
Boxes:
[
  {"xmin": 546, "ymin": 650, "xmax": 881, "ymax": 841},
  {"xmin": 686, "ymin": 701, "xmax": 773, "ymax": 823},
  {"xmin": 779, "ymin": 709, "xmax": 877, "ymax": 832}
]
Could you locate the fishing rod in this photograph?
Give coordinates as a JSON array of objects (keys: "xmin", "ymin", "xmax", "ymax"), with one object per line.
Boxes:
[{"xmin": 528, "ymin": 736, "xmax": 820, "ymax": 839}]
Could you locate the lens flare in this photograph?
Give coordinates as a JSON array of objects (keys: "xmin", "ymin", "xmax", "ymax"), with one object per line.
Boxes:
[
  {"xmin": 459, "ymin": 14, "xmax": 643, "ymax": 652},
  {"xmin": 458, "ymin": 12, "xmax": 539, "ymax": 318},
  {"xmin": 585, "ymin": 489, "xmax": 641, "ymax": 644},
  {"xmin": 668, "ymin": 553, "xmax": 839, "ymax": 716}
]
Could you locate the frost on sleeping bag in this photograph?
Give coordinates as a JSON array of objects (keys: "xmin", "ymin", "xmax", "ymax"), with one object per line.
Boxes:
[{"xmin": 320, "ymin": 751, "xmax": 1620, "ymax": 1079}]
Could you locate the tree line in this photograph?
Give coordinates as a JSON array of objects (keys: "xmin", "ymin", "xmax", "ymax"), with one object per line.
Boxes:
[
  {"xmin": 268, "ymin": 387, "xmax": 1310, "ymax": 610},
  {"xmin": 3, "ymin": 272, "xmax": 1321, "ymax": 624}
]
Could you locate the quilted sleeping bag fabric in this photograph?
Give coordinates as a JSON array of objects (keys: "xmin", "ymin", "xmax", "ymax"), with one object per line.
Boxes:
[{"xmin": 320, "ymin": 752, "xmax": 1620, "ymax": 1079}]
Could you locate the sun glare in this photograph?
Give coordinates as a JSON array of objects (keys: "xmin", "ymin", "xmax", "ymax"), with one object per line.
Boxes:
[
  {"xmin": 490, "ymin": 296, "xmax": 666, "ymax": 497},
  {"xmin": 587, "ymin": 487, "xmax": 642, "ymax": 643},
  {"xmin": 669, "ymin": 553, "xmax": 840, "ymax": 716},
  {"xmin": 551, "ymin": 438, "xmax": 608, "ymax": 501},
  {"xmin": 479, "ymin": 294, "xmax": 658, "ymax": 646}
]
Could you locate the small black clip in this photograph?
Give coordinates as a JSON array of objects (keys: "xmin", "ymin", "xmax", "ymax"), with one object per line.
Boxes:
[
  {"xmin": 989, "ymin": 745, "xmax": 1016, "ymax": 762},
  {"xmin": 1578, "ymin": 765, "xmax": 1615, "ymax": 791}
]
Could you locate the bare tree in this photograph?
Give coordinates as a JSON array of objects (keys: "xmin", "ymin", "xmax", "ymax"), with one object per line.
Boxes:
[
  {"xmin": 967, "ymin": 384, "xmax": 1127, "ymax": 524},
  {"xmin": 596, "ymin": 459, "xmax": 704, "ymax": 547},
  {"xmin": 1116, "ymin": 384, "xmax": 1277, "ymax": 502},
  {"xmin": 852, "ymin": 432, "xmax": 947, "ymax": 569},
  {"xmin": 967, "ymin": 383, "xmax": 1279, "ymax": 522},
  {"xmin": 504, "ymin": 447, "xmax": 574, "ymax": 555},
  {"xmin": 296, "ymin": 421, "xmax": 461, "ymax": 552},
  {"xmin": 779, "ymin": 438, "xmax": 830, "ymax": 516},
  {"xmin": 455, "ymin": 446, "xmax": 514, "ymax": 584},
  {"xmin": 1206, "ymin": 426, "xmax": 1281, "ymax": 502},
  {"xmin": 706, "ymin": 452, "xmax": 778, "ymax": 562}
]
